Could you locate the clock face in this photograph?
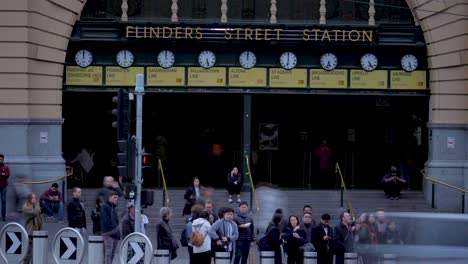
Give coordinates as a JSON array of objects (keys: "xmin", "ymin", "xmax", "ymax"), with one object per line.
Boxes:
[
  {"xmin": 360, "ymin": 53, "xmax": 378, "ymax": 71},
  {"xmin": 157, "ymin": 50, "xmax": 175, "ymax": 68},
  {"xmin": 75, "ymin": 49, "xmax": 93, "ymax": 67},
  {"xmin": 401, "ymin": 54, "xmax": 418, "ymax": 72},
  {"xmin": 320, "ymin": 53, "xmax": 338, "ymax": 71},
  {"xmin": 239, "ymin": 51, "xmax": 256, "ymax": 69},
  {"xmin": 198, "ymin": 51, "xmax": 216, "ymax": 69},
  {"xmin": 279, "ymin": 52, "xmax": 297, "ymax": 70},
  {"xmin": 116, "ymin": 50, "xmax": 134, "ymax": 68}
]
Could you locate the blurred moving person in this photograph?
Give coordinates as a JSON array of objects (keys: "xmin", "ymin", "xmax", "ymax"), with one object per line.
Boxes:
[
  {"xmin": 0, "ymin": 154, "xmax": 11, "ymax": 221},
  {"xmin": 23, "ymin": 192, "xmax": 43, "ymax": 264}
]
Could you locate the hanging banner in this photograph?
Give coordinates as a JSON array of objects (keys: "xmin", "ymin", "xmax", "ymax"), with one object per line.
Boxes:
[
  {"xmin": 187, "ymin": 67, "xmax": 226, "ymax": 86},
  {"xmin": 146, "ymin": 67, "xmax": 185, "ymax": 86},
  {"xmin": 65, "ymin": 66, "xmax": 103, "ymax": 86},
  {"xmin": 269, "ymin": 68, "xmax": 307, "ymax": 88},
  {"xmin": 229, "ymin": 68, "xmax": 267, "ymax": 87},
  {"xmin": 350, "ymin": 70, "xmax": 388, "ymax": 89},
  {"xmin": 390, "ymin": 71, "xmax": 427, "ymax": 89},
  {"xmin": 106, "ymin": 67, "xmax": 144, "ymax": 86},
  {"xmin": 310, "ymin": 69, "xmax": 348, "ymax": 89}
]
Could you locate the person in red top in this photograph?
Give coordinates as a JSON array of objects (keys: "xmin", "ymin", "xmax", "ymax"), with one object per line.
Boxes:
[
  {"xmin": 314, "ymin": 140, "xmax": 335, "ymax": 189},
  {"xmin": 0, "ymin": 154, "xmax": 11, "ymax": 221},
  {"xmin": 40, "ymin": 183, "xmax": 64, "ymax": 223}
]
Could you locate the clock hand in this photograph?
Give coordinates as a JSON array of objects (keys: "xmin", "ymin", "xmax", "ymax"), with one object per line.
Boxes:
[
  {"xmin": 124, "ymin": 51, "xmax": 126, "ymax": 60},
  {"xmin": 165, "ymin": 51, "xmax": 167, "ymax": 60},
  {"xmin": 368, "ymin": 61, "xmax": 373, "ymax": 68},
  {"xmin": 82, "ymin": 51, "xmax": 84, "ymax": 60},
  {"xmin": 326, "ymin": 61, "xmax": 330, "ymax": 68},
  {"xmin": 206, "ymin": 58, "xmax": 209, "ymax": 66}
]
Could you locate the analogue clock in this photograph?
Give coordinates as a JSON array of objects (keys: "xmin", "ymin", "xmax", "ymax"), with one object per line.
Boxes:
[
  {"xmin": 116, "ymin": 50, "xmax": 134, "ymax": 68},
  {"xmin": 279, "ymin": 52, "xmax": 297, "ymax": 70},
  {"xmin": 157, "ymin": 50, "xmax": 175, "ymax": 68},
  {"xmin": 239, "ymin": 51, "xmax": 256, "ymax": 69},
  {"xmin": 75, "ymin": 49, "xmax": 93, "ymax": 67},
  {"xmin": 198, "ymin": 51, "xmax": 216, "ymax": 69},
  {"xmin": 401, "ymin": 54, "xmax": 418, "ymax": 72},
  {"xmin": 320, "ymin": 53, "xmax": 338, "ymax": 71},
  {"xmin": 360, "ymin": 53, "xmax": 378, "ymax": 71}
]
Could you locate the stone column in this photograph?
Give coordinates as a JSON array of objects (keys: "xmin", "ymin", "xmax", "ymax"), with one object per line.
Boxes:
[
  {"xmin": 171, "ymin": 0, "xmax": 179, "ymax": 22},
  {"xmin": 221, "ymin": 0, "xmax": 228, "ymax": 22},
  {"xmin": 270, "ymin": 0, "xmax": 277, "ymax": 24}
]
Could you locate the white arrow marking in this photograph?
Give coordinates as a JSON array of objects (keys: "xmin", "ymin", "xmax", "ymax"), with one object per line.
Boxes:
[
  {"xmin": 128, "ymin": 242, "xmax": 144, "ymax": 264},
  {"xmin": 6, "ymin": 232, "xmax": 21, "ymax": 254},
  {"xmin": 61, "ymin": 237, "xmax": 77, "ymax": 259}
]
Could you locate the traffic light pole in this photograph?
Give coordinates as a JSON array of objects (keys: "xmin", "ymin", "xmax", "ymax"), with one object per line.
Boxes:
[{"xmin": 134, "ymin": 74, "xmax": 145, "ymax": 233}]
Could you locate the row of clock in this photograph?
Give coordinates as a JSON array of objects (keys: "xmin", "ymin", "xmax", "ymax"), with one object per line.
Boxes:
[{"xmin": 75, "ymin": 49, "xmax": 419, "ymax": 72}]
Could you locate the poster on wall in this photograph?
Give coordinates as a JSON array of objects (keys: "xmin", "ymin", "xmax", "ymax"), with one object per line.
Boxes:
[{"xmin": 259, "ymin": 123, "xmax": 279, "ymax": 150}]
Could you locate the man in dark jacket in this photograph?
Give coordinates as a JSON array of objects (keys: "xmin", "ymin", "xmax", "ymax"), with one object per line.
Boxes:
[
  {"xmin": 300, "ymin": 212, "xmax": 316, "ymax": 244},
  {"xmin": 156, "ymin": 207, "xmax": 178, "ymax": 260},
  {"xmin": 67, "ymin": 187, "xmax": 86, "ymax": 235},
  {"xmin": 332, "ymin": 211, "xmax": 355, "ymax": 264},
  {"xmin": 233, "ymin": 202, "xmax": 255, "ymax": 264},
  {"xmin": 101, "ymin": 191, "xmax": 120, "ymax": 264},
  {"xmin": 121, "ymin": 205, "xmax": 135, "ymax": 239},
  {"xmin": 312, "ymin": 213, "xmax": 333, "ymax": 264},
  {"xmin": 0, "ymin": 154, "xmax": 11, "ymax": 221}
]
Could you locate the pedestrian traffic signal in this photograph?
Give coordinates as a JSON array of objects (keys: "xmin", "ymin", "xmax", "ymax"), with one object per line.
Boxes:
[
  {"xmin": 111, "ymin": 89, "xmax": 130, "ymax": 140},
  {"xmin": 117, "ymin": 139, "xmax": 136, "ymax": 179}
]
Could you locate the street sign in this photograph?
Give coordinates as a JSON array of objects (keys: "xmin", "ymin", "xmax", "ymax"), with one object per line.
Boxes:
[
  {"xmin": 0, "ymin": 223, "xmax": 29, "ymax": 264},
  {"xmin": 120, "ymin": 232, "xmax": 153, "ymax": 264},
  {"xmin": 52, "ymin": 228, "xmax": 85, "ymax": 264}
]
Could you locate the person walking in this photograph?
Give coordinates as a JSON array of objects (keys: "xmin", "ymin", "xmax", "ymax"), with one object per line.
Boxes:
[
  {"xmin": 101, "ymin": 191, "xmax": 120, "ymax": 264},
  {"xmin": 156, "ymin": 207, "xmax": 178, "ymax": 260},
  {"xmin": 0, "ymin": 154, "xmax": 11, "ymax": 221},
  {"xmin": 23, "ymin": 192, "xmax": 43, "ymax": 264},
  {"xmin": 233, "ymin": 202, "xmax": 255, "ymax": 264},
  {"xmin": 332, "ymin": 212, "xmax": 355, "ymax": 264},
  {"xmin": 183, "ymin": 177, "xmax": 202, "ymax": 216},
  {"xmin": 91, "ymin": 198, "xmax": 103, "ymax": 235},
  {"xmin": 67, "ymin": 187, "xmax": 87, "ymax": 237},
  {"xmin": 121, "ymin": 205, "xmax": 135, "ymax": 239},
  {"xmin": 227, "ymin": 166, "xmax": 242, "ymax": 203}
]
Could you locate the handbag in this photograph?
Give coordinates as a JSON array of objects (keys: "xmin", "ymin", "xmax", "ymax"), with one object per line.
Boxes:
[{"xmin": 300, "ymin": 242, "xmax": 315, "ymax": 252}]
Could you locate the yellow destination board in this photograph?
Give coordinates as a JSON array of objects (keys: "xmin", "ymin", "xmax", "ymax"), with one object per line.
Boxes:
[
  {"xmin": 65, "ymin": 66, "xmax": 103, "ymax": 86},
  {"xmin": 187, "ymin": 67, "xmax": 226, "ymax": 87},
  {"xmin": 350, "ymin": 70, "xmax": 388, "ymax": 89},
  {"xmin": 269, "ymin": 68, "xmax": 307, "ymax": 88},
  {"xmin": 229, "ymin": 68, "xmax": 267, "ymax": 87},
  {"xmin": 106, "ymin": 67, "xmax": 144, "ymax": 86},
  {"xmin": 147, "ymin": 67, "xmax": 185, "ymax": 86},
  {"xmin": 310, "ymin": 69, "xmax": 348, "ymax": 89},
  {"xmin": 390, "ymin": 71, "xmax": 427, "ymax": 89}
]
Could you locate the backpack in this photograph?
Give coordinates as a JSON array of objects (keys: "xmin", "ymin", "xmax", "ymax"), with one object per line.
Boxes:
[
  {"xmin": 180, "ymin": 228, "xmax": 188, "ymax": 247},
  {"xmin": 190, "ymin": 226, "xmax": 205, "ymax": 246}
]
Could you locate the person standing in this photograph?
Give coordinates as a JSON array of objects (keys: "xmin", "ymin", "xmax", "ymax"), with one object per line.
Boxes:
[
  {"xmin": 23, "ymin": 193, "xmax": 43, "ymax": 264},
  {"xmin": 40, "ymin": 183, "xmax": 64, "ymax": 223},
  {"xmin": 121, "ymin": 205, "xmax": 135, "ymax": 239},
  {"xmin": 191, "ymin": 210, "xmax": 216, "ymax": 264},
  {"xmin": 233, "ymin": 202, "xmax": 255, "ymax": 264},
  {"xmin": 0, "ymin": 154, "xmax": 11, "ymax": 221},
  {"xmin": 332, "ymin": 212, "xmax": 355, "ymax": 264},
  {"xmin": 209, "ymin": 207, "xmax": 239, "ymax": 260},
  {"xmin": 183, "ymin": 177, "xmax": 202, "ymax": 216},
  {"xmin": 260, "ymin": 213, "xmax": 284, "ymax": 264},
  {"xmin": 312, "ymin": 213, "xmax": 333, "ymax": 264},
  {"xmin": 314, "ymin": 140, "xmax": 335, "ymax": 188},
  {"xmin": 227, "ymin": 166, "xmax": 243, "ymax": 203},
  {"xmin": 156, "ymin": 207, "xmax": 178, "ymax": 260},
  {"xmin": 101, "ymin": 191, "xmax": 120, "ymax": 264},
  {"xmin": 67, "ymin": 187, "xmax": 87, "ymax": 237},
  {"xmin": 91, "ymin": 198, "xmax": 103, "ymax": 235},
  {"xmin": 300, "ymin": 212, "xmax": 315, "ymax": 244},
  {"xmin": 284, "ymin": 215, "xmax": 307, "ymax": 264}
]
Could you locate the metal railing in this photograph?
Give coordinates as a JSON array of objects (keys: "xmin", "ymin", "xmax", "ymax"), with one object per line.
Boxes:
[
  {"xmin": 24, "ymin": 166, "xmax": 74, "ymax": 202},
  {"xmin": 336, "ymin": 162, "xmax": 356, "ymax": 220},
  {"xmin": 422, "ymin": 169, "xmax": 467, "ymax": 214},
  {"xmin": 158, "ymin": 159, "xmax": 170, "ymax": 207},
  {"xmin": 245, "ymin": 155, "xmax": 259, "ymax": 214}
]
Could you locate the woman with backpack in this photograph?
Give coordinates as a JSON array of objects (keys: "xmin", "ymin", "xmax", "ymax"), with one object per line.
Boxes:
[
  {"xmin": 191, "ymin": 210, "xmax": 217, "ymax": 263},
  {"xmin": 259, "ymin": 213, "xmax": 284, "ymax": 264}
]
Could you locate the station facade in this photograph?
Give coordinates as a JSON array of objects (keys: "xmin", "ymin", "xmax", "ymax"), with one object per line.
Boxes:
[{"xmin": 0, "ymin": 0, "xmax": 466, "ymax": 211}]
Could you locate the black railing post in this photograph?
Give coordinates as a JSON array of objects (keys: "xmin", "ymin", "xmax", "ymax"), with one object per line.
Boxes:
[
  {"xmin": 431, "ymin": 182, "xmax": 435, "ymax": 209},
  {"xmin": 462, "ymin": 193, "xmax": 465, "ymax": 214}
]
